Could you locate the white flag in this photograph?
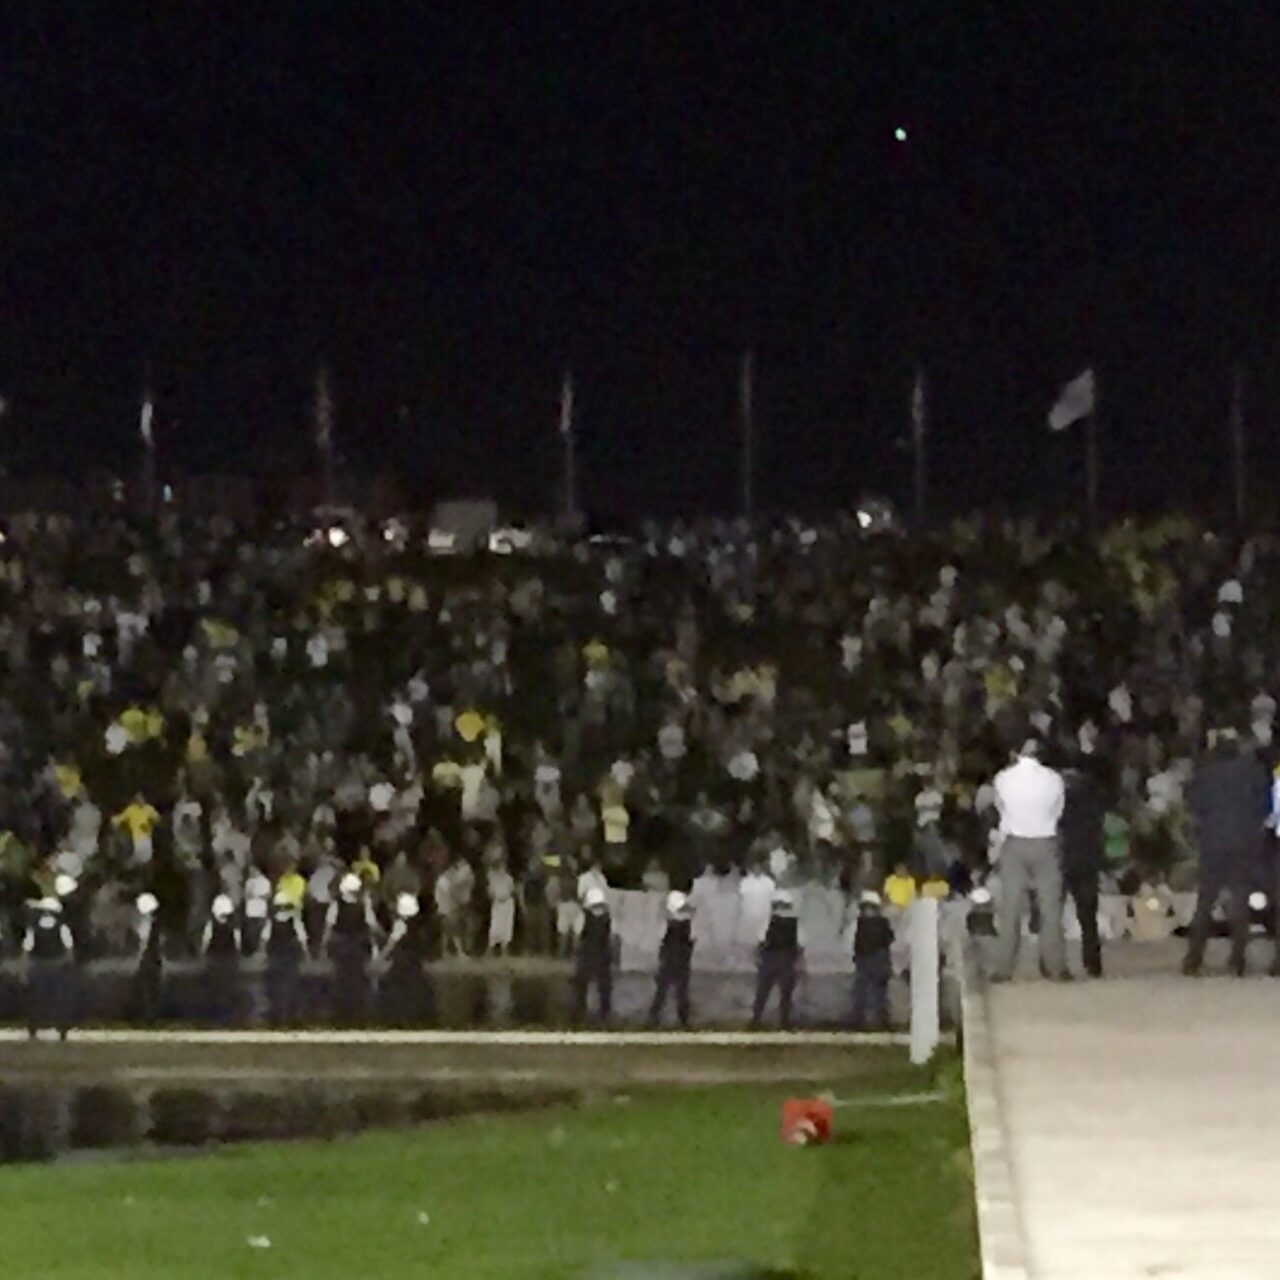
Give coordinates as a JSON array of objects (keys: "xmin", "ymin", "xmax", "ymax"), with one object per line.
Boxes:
[
  {"xmin": 140, "ymin": 397, "xmax": 155, "ymax": 449},
  {"xmin": 1047, "ymin": 368, "xmax": 1095, "ymax": 432},
  {"xmin": 558, "ymin": 371, "xmax": 574, "ymax": 440}
]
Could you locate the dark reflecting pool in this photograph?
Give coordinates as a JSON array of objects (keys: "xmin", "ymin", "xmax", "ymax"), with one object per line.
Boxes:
[{"xmin": 0, "ymin": 1081, "xmax": 576, "ymax": 1163}]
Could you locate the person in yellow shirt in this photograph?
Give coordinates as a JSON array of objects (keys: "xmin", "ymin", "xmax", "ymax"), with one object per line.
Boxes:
[
  {"xmin": 351, "ymin": 848, "xmax": 381, "ymax": 888},
  {"xmin": 920, "ymin": 874, "xmax": 950, "ymax": 900},
  {"xmin": 119, "ymin": 707, "xmax": 151, "ymax": 744},
  {"xmin": 275, "ymin": 864, "xmax": 307, "ymax": 910},
  {"xmin": 53, "ymin": 762, "xmax": 83, "ymax": 801},
  {"xmin": 113, "ymin": 795, "xmax": 160, "ymax": 862},
  {"xmin": 455, "ymin": 709, "xmax": 486, "ymax": 744},
  {"xmin": 883, "ymin": 862, "xmax": 918, "ymax": 911}
]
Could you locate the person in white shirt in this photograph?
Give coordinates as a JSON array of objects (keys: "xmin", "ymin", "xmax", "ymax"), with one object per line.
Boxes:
[{"xmin": 990, "ymin": 739, "xmax": 1068, "ymax": 981}]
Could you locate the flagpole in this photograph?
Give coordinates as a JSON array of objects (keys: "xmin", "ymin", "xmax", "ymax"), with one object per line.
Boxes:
[
  {"xmin": 140, "ymin": 373, "xmax": 156, "ymax": 516},
  {"xmin": 911, "ymin": 367, "xmax": 927, "ymax": 526},
  {"xmin": 740, "ymin": 348, "xmax": 754, "ymax": 522},
  {"xmin": 559, "ymin": 369, "xmax": 576, "ymax": 524},
  {"xmin": 1085, "ymin": 381, "xmax": 1099, "ymax": 530},
  {"xmin": 315, "ymin": 366, "xmax": 335, "ymax": 509},
  {"xmin": 1231, "ymin": 364, "xmax": 1246, "ymax": 529}
]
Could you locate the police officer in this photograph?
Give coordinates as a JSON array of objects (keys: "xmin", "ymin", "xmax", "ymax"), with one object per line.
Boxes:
[
  {"xmin": 201, "ymin": 894, "xmax": 242, "ymax": 1025},
  {"xmin": 850, "ymin": 890, "xmax": 894, "ymax": 1030},
  {"xmin": 131, "ymin": 892, "xmax": 164, "ymax": 1024},
  {"xmin": 325, "ymin": 872, "xmax": 380, "ymax": 1025},
  {"xmin": 573, "ymin": 886, "xmax": 613, "ymax": 1025},
  {"xmin": 750, "ymin": 889, "xmax": 801, "ymax": 1030},
  {"xmin": 23, "ymin": 896, "xmax": 76, "ymax": 1040},
  {"xmin": 648, "ymin": 890, "xmax": 694, "ymax": 1028},
  {"xmin": 1183, "ymin": 728, "xmax": 1270, "ymax": 977},
  {"xmin": 262, "ymin": 892, "xmax": 309, "ymax": 1026},
  {"xmin": 378, "ymin": 892, "xmax": 432, "ymax": 1025}
]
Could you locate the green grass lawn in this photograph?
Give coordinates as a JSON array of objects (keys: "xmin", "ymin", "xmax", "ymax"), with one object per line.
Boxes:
[{"xmin": 0, "ymin": 1059, "xmax": 977, "ymax": 1280}]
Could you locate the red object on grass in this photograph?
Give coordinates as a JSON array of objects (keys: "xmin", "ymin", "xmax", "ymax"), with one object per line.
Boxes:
[{"xmin": 781, "ymin": 1098, "xmax": 833, "ymax": 1145}]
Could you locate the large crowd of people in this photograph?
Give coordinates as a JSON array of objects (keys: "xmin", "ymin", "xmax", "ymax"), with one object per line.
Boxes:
[{"xmin": 0, "ymin": 506, "xmax": 1277, "ymax": 1000}]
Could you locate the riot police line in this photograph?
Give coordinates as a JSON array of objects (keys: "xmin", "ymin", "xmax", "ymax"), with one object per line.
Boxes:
[{"xmin": 8, "ymin": 877, "xmax": 903, "ymax": 1036}]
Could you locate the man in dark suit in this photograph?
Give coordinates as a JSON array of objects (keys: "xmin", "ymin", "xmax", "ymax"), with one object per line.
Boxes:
[
  {"xmin": 1183, "ymin": 729, "xmax": 1270, "ymax": 977},
  {"xmin": 1059, "ymin": 756, "xmax": 1106, "ymax": 978}
]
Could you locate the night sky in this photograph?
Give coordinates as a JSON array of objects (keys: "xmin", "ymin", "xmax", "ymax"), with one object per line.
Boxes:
[{"xmin": 5, "ymin": 4, "xmax": 1280, "ymax": 521}]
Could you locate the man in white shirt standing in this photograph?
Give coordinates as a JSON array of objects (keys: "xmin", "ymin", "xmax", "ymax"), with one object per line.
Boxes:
[{"xmin": 990, "ymin": 740, "xmax": 1068, "ymax": 982}]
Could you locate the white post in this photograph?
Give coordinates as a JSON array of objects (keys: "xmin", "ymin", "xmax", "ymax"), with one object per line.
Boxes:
[{"xmin": 909, "ymin": 896, "xmax": 940, "ymax": 1065}]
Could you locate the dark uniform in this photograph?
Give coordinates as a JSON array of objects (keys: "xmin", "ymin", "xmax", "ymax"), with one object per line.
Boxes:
[
  {"xmin": 850, "ymin": 902, "xmax": 894, "ymax": 1030},
  {"xmin": 648, "ymin": 904, "xmax": 694, "ymax": 1028},
  {"xmin": 1184, "ymin": 738, "xmax": 1270, "ymax": 976},
  {"xmin": 1060, "ymin": 767, "xmax": 1105, "ymax": 978},
  {"xmin": 264, "ymin": 903, "xmax": 307, "ymax": 1026},
  {"xmin": 25, "ymin": 902, "xmax": 75, "ymax": 1039},
  {"xmin": 203, "ymin": 914, "xmax": 242, "ymax": 1025},
  {"xmin": 573, "ymin": 902, "xmax": 613, "ymax": 1024},
  {"xmin": 377, "ymin": 909, "xmax": 433, "ymax": 1026},
  {"xmin": 131, "ymin": 917, "xmax": 164, "ymax": 1024},
  {"xmin": 328, "ymin": 896, "xmax": 374, "ymax": 1025},
  {"xmin": 751, "ymin": 898, "xmax": 801, "ymax": 1029}
]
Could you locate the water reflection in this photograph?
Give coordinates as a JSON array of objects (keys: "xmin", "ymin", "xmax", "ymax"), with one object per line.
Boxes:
[{"xmin": 0, "ymin": 1083, "xmax": 574, "ymax": 1164}]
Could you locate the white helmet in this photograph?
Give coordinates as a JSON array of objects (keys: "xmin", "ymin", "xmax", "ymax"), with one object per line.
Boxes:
[
  {"xmin": 859, "ymin": 890, "xmax": 882, "ymax": 908},
  {"xmin": 969, "ymin": 887, "xmax": 992, "ymax": 906},
  {"xmin": 339, "ymin": 873, "xmax": 362, "ymax": 899},
  {"xmin": 135, "ymin": 893, "xmax": 159, "ymax": 916},
  {"xmin": 583, "ymin": 886, "xmax": 606, "ymax": 909},
  {"xmin": 211, "ymin": 894, "xmax": 235, "ymax": 919},
  {"xmin": 666, "ymin": 890, "xmax": 689, "ymax": 916},
  {"xmin": 396, "ymin": 893, "xmax": 421, "ymax": 919}
]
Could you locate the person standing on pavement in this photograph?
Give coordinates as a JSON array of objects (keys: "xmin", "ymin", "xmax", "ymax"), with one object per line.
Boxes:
[
  {"xmin": 1183, "ymin": 728, "xmax": 1270, "ymax": 977},
  {"xmin": 1059, "ymin": 755, "xmax": 1106, "ymax": 978},
  {"xmin": 750, "ymin": 889, "xmax": 802, "ymax": 1029},
  {"xmin": 989, "ymin": 740, "xmax": 1068, "ymax": 982},
  {"xmin": 573, "ymin": 886, "xmax": 613, "ymax": 1025},
  {"xmin": 849, "ymin": 890, "xmax": 894, "ymax": 1030},
  {"xmin": 23, "ymin": 896, "xmax": 76, "ymax": 1039},
  {"xmin": 648, "ymin": 890, "xmax": 695, "ymax": 1028}
]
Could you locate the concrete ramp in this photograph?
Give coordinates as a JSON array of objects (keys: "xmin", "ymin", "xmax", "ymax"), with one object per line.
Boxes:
[{"xmin": 969, "ymin": 940, "xmax": 1280, "ymax": 1279}]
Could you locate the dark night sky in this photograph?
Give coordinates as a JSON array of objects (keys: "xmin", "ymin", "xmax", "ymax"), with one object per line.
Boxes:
[{"xmin": 4, "ymin": 3, "xmax": 1280, "ymax": 520}]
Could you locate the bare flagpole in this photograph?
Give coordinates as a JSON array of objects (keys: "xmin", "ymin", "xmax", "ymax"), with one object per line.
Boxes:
[
  {"xmin": 314, "ymin": 365, "xmax": 335, "ymax": 508},
  {"xmin": 911, "ymin": 367, "xmax": 927, "ymax": 526},
  {"xmin": 1085, "ymin": 377, "xmax": 1100, "ymax": 529},
  {"xmin": 740, "ymin": 348, "xmax": 754, "ymax": 521},
  {"xmin": 1231, "ymin": 364, "xmax": 1246, "ymax": 529},
  {"xmin": 140, "ymin": 369, "xmax": 156, "ymax": 514},
  {"xmin": 559, "ymin": 369, "xmax": 576, "ymax": 523}
]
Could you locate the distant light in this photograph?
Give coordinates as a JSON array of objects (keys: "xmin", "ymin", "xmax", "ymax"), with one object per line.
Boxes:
[
  {"xmin": 893, "ymin": 126, "xmax": 908, "ymax": 143},
  {"xmin": 856, "ymin": 510, "xmax": 873, "ymax": 530}
]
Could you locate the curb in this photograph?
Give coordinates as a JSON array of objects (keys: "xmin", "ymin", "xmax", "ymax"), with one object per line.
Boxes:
[{"xmin": 960, "ymin": 944, "xmax": 1032, "ymax": 1280}]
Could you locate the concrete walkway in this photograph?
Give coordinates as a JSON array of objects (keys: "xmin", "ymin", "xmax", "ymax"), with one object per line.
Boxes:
[{"xmin": 971, "ymin": 938, "xmax": 1280, "ymax": 1280}]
